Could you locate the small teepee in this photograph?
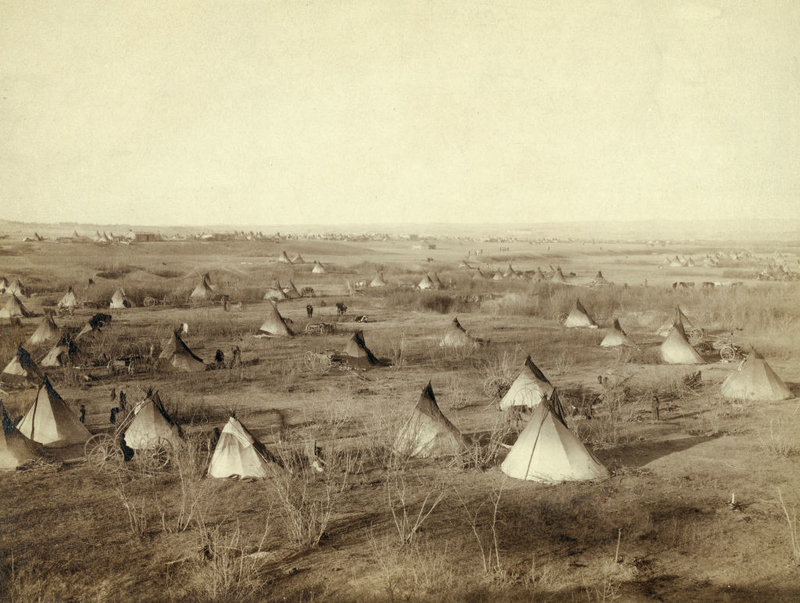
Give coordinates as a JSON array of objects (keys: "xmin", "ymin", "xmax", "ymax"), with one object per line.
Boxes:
[
  {"xmin": 264, "ymin": 280, "xmax": 289, "ymax": 301},
  {"xmin": 370, "ymin": 272, "xmax": 388, "ymax": 287},
  {"xmin": 551, "ymin": 268, "xmax": 568, "ymax": 284},
  {"xmin": 208, "ymin": 416, "xmax": 278, "ymax": 479},
  {"xmin": 499, "ymin": 356, "xmax": 556, "ymax": 410},
  {"xmin": 0, "ymin": 294, "xmax": 32, "ymax": 319},
  {"xmin": 418, "ymin": 274, "xmax": 436, "ymax": 290},
  {"xmin": 600, "ymin": 319, "xmax": 631, "ymax": 348},
  {"xmin": 501, "ymin": 394, "xmax": 608, "ymax": 483},
  {"xmin": 17, "ymin": 378, "xmax": 91, "ymax": 446},
  {"xmin": 563, "ymin": 299, "xmax": 598, "ymax": 328},
  {"xmin": 720, "ymin": 352, "xmax": 793, "ymax": 401},
  {"xmin": 393, "ymin": 382, "xmax": 468, "ymax": 458},
  {"xmin": 278, "ymin": 251, "xmax": 293, "ymax": 264},
  {"xmin": 25, "ymin": 314, "xmax": 61, "ymax": 348},
  {"xmin": 343, "ymin": 331, "xmax": 382, "ymax": 368},
  {"xmin": 158, "ymin": 329, "xmax": 206, "ymax": 372},
  {"xmin": 6, "ymin": 278, "xmax": 26, "ymax": 297},
  {"xmin": 1, "ymin": 402, "xmax": 45, "ymax": 470},
  {"xmin": 57, "ymin": 286, "xmax": 78, "ymax": 311},
  {"xmin": 124, "ymin": 391, "xmax": 182, "ymax": 451},
  {"xmin": 440, "ymin": 317, "xmax": 478, "ymax": 348},
  {"xmin": 283, "ymin": 281, "xmax": 302, "ymax": 300},
  {"xmin": 109, "ymin": 288, "xmax": 130, "ymax": 309},
  {"xmin": 660, "ymin": 323, "xmax": 703, "ymax": 364},
  {"xmin": 312, "ymin": 261, "xmax": 326, "ymax": 274},
  {"xmin": 41, "ymin": 336, "xmax": 81, "ymax": 368},
  {"xmin": 657, "ymin": 305, "xmax": 693, "ymax": 337},
  {"xmin": 190, "ymin": 277, "xmax": 213, "ymax": 300},
  {"xmin": 259, "ymin": 302, "xmax": 293, "ymax": 336}
]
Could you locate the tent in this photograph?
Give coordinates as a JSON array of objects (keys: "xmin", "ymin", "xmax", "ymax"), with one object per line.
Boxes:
[
  {"xmin": 499, "ymin": 356, "xmax": 555, "ymax": 410},
  {"xmin": 592, "ymin": 271, "xmax": 610, "ymax": 286},
  {"xmin": 259, "ymin": 302, "xmax": 294, "ymax": 336},
  {"xmin": 109, "ymin": 288, "xmax": 131, "ymax": 309},
  {"xmin": 503, "ymin": 265, "xmax": 517, "ymax": 278},
  {"xmin": 25, "ymin": 314, "xmax": 60, "ymax": 348},
  {"xmin": 57, "ymin": 286, "xmax": 77, "ymax": 310},
  {"xmin": 1, "ymin": 402, "xmax": 45, "ymax": 470},
  {"xmin": 17, "ymin": 378, "xmax": 91, "ymax": 446},
  {"xmin": 660, "ymin": 323, "xmax": 703, "ymax": 364},
  {"xmin": 0, "ymin": 294, "xmax": 33, "ymax": 319},
  {"xmin": 76, "ymin": 313, "xmax": 111, "ymax": 340},
  {"xmin": 190, "ymin": 278, "xmax": 213, "ymax": 300},
  {"xmin": 600, "ymin": 319, "xmax": 631, "ymax": 347},
  {"xmin": 264, "ymin": 280, "xmax": 289, "ymax": 301},
  {"xmin": 291, "ymin": 254, "xmax": 306, "ymax": 264},
  {"xmin": 657, "ymin": 305, "xmax": 694, "ymax": 337},
  {"xmin": 440, "ymin": 317, "xmax": 478, "ymax": 348},
  {"xmin": 283, "ymin": 281, "xmax": 302, "ymax": 300},
  {"xmin": 418, "ymin": 274, "xmax": 437, "ymax": 290},
  {"xmin": 551, "ymin": 268, "xmax": 568, "ymax": 284},
  {"xmin": 563, "ymin": 299, "xmax": 598, "ymax": 328},
  {"xmin": 492, "ymin": 271, "xmax": 504, "ymax": 281},
  {"xmin": 158, "ymin": 330, "xmax": 206, "ymax": 372},
  {"xmin": 393, "ymin": 382, "xmax": 468, "ymax": 458},
  {"xmin": 124, "ymin": 392, "xmax": 182, "ymax": 451},
  {"xmin": 720, "ymin": 352, "xmax": 793, "ymax": 401},
  {"xmin": 41, "ymin": 336, "xmax": 81, "ymax": 368},
  {"xmin": 278, "ymin": 251, "xmax": 293, "ymax": 264},
  {"xmin": 208, "ymin": 417, "xmax": 278, "ymax": 479},
  {"xmin": 501, "ymin": 394, "xmax": 608, "ymax": 483},
  {"xmin": 6, "ymin": 278, "xmax": 26, "ymax": 297},
  {"xmin": 343, "ymin": 330, "xmax": 382, "ymax": 368},
  {"xmin": 312, "ymin": 261, "xmax": 326, "ymax": 274},
  {"xmin": 370, "ymin": 272, "xmax": 388, "ymax": 287},
  {"xmin": 1, "ymin": 347, "xmax": 45, "ymax": 385}
]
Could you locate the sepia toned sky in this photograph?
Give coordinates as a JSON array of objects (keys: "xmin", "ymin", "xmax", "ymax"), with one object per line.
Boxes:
[{"xmin": 1, "ymin": 0, "xmax": 798, "ymax": 227}]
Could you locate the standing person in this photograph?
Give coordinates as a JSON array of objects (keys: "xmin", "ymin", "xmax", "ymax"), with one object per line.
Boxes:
[
  {"xmin": 79, "ymin": 405, "xmax": 86, "ymax": 424},
  {"xmin": 651, "ymin": 396, "xmax": 660, "ymax": 421},
  {"xmin": 306, "ymin": 304, "xmax": 313, "ymax": 318}
]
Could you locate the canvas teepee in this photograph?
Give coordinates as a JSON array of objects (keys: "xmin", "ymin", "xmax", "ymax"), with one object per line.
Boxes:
[
  {"xmin": 0, "ymin": 294, "xmax": 32, "ymax": 319},
  {"xmin": 278, "ymin": 251, "xmax": 293, "ymax": 264},
  {"xmin": 6, "ymin": 278, "xmax": 26, "ymax": 297},
  {"xmin": 1, "ymin": 402, "xmax": 45, "ymax": 470},
  {"xmin": 291, "ymin": 253, "xmax": 306, "ymax": 264},
  {"xmin": 657, "ymin": 305, "xmax": 694, "ymax": 337},
  {"xmin": 551, "ymin": 268, "xmax": 568, "ymax": 284},
  {"xmin": 264, "ymin": 280, "xmax": 289, "ymax": 301},
  {"xmin": 660, "ymin": 323, "xmax": 703, "ymax": 364},
  {"xmin": 25, "ymin": 314, "xmax": 60, "ymax": 348},
  {"xmin": 720, "ymin": 352, "xmax": 793, "ymax": 401},
  {"xmin": 158, "ymin": 330, "xmax": 206, "ymax": 372},
  {"xmin": 418, "ymin": 274, "xmax": 436, "ymax": 290},
  {"xmin": 1, "ymin": 347, "xmax": 44, "ymax": 385},
  {"xmin": 283, "ymin": 281, "xmax": 302, "ymax": 300},
  {"xmin": 563, "ymin": 299, "xmax": 598, "ymax": 328},
  {"xmin": 259, "ymin": 302, "xmax": 293, "ymax": 336},
  {"xmin": 501, "ymin": 394, "xmax": 608, "ymax": 483},
  {"xmin": 57, "ymin": 286, "xmax": 77, "ymax": 310},
  {"xmin": 312, "ymin": 261, "xmax": 326, "ymax": 274},
  {"xmin": 41, "ymin": 336, "xmax": 81, "ymax": 368},
  {"xmin": 370, "ymin": 272, "xmax": 388, "ymax": 287},
  {"xmin": 17, "ymin": 378, "xmax": 91, "ymax": 446},
  {"xmin": 190, "ymin": 278, "xmax": 213, "ymax": 300},
  {"xmin": 109, "ymin": 288, "xmax": 130, "ymax": 309},
  {"xmin": 343, "ymin": 330, "xmax": 382, "ymax": 367},
  {"xmin": 440, "ymin": 317, "xmax": 477, "ymax": 348},
  {"xmin": 124, "ymin": 392, "xmax": 182, "ymax": 451},
  {"xmin": 76, "ymin": 313, "xmax": 111, "ymax": 340},
  {"xmin": 208, "ymin": 416, "xmax": 278, "ymax": 479},
  {"xmin": 393, "ymin": 382, "xmax": 468, "ymax": 458},
  {"xmin": 600, "ymin": 319, "xmax": 631, "ymax": 348},
  {"xmin": 499, "ymin": 356, "xmax": 556, "ymax": 410}
]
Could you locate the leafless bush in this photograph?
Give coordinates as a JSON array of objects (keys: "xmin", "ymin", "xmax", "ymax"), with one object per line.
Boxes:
[
  {"xmin": 456, "ymin": 478, "xmax": 506, "ymax": 574},
  {"xmin": 385, "ymin": 469, "xmax": 447, "ymax": 546},
  {"xmin": 776, "ymin": 488, "xmax": 800, "ymax": 565}
]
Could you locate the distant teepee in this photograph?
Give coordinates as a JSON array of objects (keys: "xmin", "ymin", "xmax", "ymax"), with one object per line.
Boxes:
[
  {"xmin": 563, "ymin": 299, "xmax": 598, "ymax": 328},
  {"xmin": 259, "ymin": 302, "xmax": 293, "ymax": 336},
  {"xmin": 499, "ymin": 356, "xmax": 556, "ymax": 411},
  {"xmin": 343, "ymin": 331, "xmax": 382, "ymax": 368},
  {"xmin": 600, "ymin": 319, "xmax": 631, "ymax": 348},
  {"xmin": 25, "ymin": 314, "xmax": 61, "ymax": 348},
  {"xmin": 158, "ymin": 329, "xmax": 206, "ymax": 372}
]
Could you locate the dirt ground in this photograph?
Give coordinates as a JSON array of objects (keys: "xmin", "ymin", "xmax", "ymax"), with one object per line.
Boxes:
[{"xmin": 1, "ymin": 233, "xmax": 799, "ymax": 602}]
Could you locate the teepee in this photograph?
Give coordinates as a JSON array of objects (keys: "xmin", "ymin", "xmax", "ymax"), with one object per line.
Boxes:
[
  {"xmin": 25, "ymin": 314, "xmax": 60, "ymax": 348},
  {"xmin": 6, "ymin": 278, "xmax": 26, "ymax": 297},
  {"xmin": 393, "ymin": 382, "xmax": 468, "ymax": 458},
  {"xmin": 283, "ymin": 281, "xmax": 302, "ymax": 300},
  {"xmin": 109, "ymin": 288, "xmax": 130, "ymax": 309},
  {"xmin": 344, "ymin": 330, "xmax": 382, "ymax": 367},
  {"xmin": 551, "ymin": 268, "xmax": 568, "ymax": 284},
  {"xmin": 259, "ymin": 302, "xmax": 293, "ymax": 336},
  {"xmin": 720, "ymin": 353, "xmax": 793, "ymax": 401},
  {"xmin": 124, "ymin": 392, "xmax": 182, "ymax": 451},
  {"xmin": 158, "ymin": 330, "xmax": 206, "ymax": 372},
  {"xmin": 563, "ymin": 299, "xmax": 598, "ymax": 328},
  {"xmin": 264, "ymin": 280, "xmax": 289, "ymax": 301},
  {"xmin": 440, "ymin": 317, "xmax": 477, "ymax": 348},
  {"xmin": 0, "ymin": 277, "xmax": 7, "ymax": 293},
  {"xmin": 57, "ymin": 286, "xmax": 77, "ymax": 310},
  {"xmin": 592, "ymin": 271, "xmax": 609, "ymax": 286},
  {"xmin": 0, "ymin": 294, "xmax": 33, "ymax": 319},
  {"xmin": 190, "ymin": 278, "xmax": 213, "ymax": 300},
  {"xmin": 76, "ymin": 313, "xmax": 111, "ymax": 340},
  {"xmin": 312, "ymin": 261, "xmax": 326, "ymax": 274},
  {"xmin": 291, "ymin": 253, "xmax": 306, "ymax": 264},
  {"xmin": 17, "ymin": 378, "xmax": 91, "ymax": 446},
  {"xmin": 2, "ymin": 347, "xmax": 44, "ymax": 385},
  {"xmin": 1, "ymin": 403, "xmax": 45, "ymax": 470},
  {"xmin": 418, "ymin": 274, "xmax": 437, "ymax": 290},
  {"xmin": 41, "ymin": 336, "xmax": 81, "ymax": 368},
  {"xmin": 660, "ymin": 323, "xmax": 703, "ymax": 364},
  {"xmin": 501, "ymin": 394, "xmax": 608, "ymax": 483},
  {"xmin": 278, "ymin": 251, "xmax": 293, "ymax": 264},
  {"xmin": 657, "ymin": 305, "xmax": 694, "ymax": 337},
  {"xmin": 600, "ymin": 319, "xmax": 631, "ymax": 348},
  {"xmin": 499, "ymin": 356, "xmax": 555, "ymax": 410},
  {"xmin": 370, "ymin": 272, "xmax": 388, "ymax": 287},
  {"xmin": 208, "ymin": 416, "xmax": 278, "ymax": 479},
  {"xmin": 503, "ymin": 265, "xmax": 517, "ymax": 278}
]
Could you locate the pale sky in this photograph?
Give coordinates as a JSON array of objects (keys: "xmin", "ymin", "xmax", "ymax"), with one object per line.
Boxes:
[{"xmin": 1, "ymin": 0, "xmax": 798, "ymax": 226}]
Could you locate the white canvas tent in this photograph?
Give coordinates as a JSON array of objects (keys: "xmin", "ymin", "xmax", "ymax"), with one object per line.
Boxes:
[
  {"xmin": 343, "ymin": 330, "xmax": 382, "ymax": 368},
  {"xmin": 158, "ymin": 330, "xmax": 206, "ymax": 372},
  {"xmin": 600, "ymin": 319, "xmax": 631, "ymax": 348},
  {"xmin": 369, "ymin": 272, "xmax": 388, "ymax": 287},
  {"xmin": 25, "ymin": 314, "xmax": 60, "ymax": 348},
  {"xmin": 440, "ymin": 317, "xmax": 478, "ymax": 348},
  {"xmin": 312, "ymin": 261, "xmax": 326, "ymax": 274},
  {"xmin": 1, "ymin": 403, "xmax": 45, "ymax": 470},
  {"xmin": 0, "ymin": 294, "xmax": 33, "ymax": 319},
  {"xmin": 208, "ymin": 417, "xmax": 277, "ymax": 479},
  {"xmin": 657, "ymin": 306, "xmax": 694, "ymax": 337},
  {"xmin": 259, "ymin": 302, "xmax": 293, "ymax": 336},
  {"xmin": 720, "ymin": 352, "xmax": 793, "ymax": 401},
  {"xmin": 57, "ymin": 286, "xmax": 77, "ymax": 310},
  {"xmin": 563, "ymin": 299, "xmax": 598, "ymax": 328},
  {"xmin": 123, "ymin": 392, "xmax": 182, "ymax": 451},
  {"xmin": 660, "ymin": 323, "xmax": 703, "ymax": 364},
  {"xmin": 109, "ymin": 288, "xmax": 131, "ymax": 309},
  {"xmin": 499, "ymin": 356, "xmax": 555, "ymax": 410},
  {"xmin": 2, "ymin": 347, "xmax": 45, "ymax": 385},
  {"xmin": 17, "ymin": 378, "xmax": 91, "ymax": 446}
]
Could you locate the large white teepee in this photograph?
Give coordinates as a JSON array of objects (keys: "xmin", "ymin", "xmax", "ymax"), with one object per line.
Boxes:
[
  {"xmin": 158, "ymin": 330, "xmax": 206, "ymax": 372},
  {"xmin": 563, "ymin": 299, "xmax": 598, "ymax": 328},
  {"xmin": 660, "ymin": 324, "xmax": 703, "ymax": 364},
  {"xmin": 440, "ymin": 317, "xmax": 477, "ymax": 348},
  {"xmin": 720, "ymin": 353, "xmax": 793, "ymax": 401},
  {"xmin": 25, "ymin": 314, "xmax": 60, "ymax": 347},
  {"xmin": 17, "ymin": 378, "xmax": 91, "ymax": 446},
  {"xmin": 109, "ymin": 288, "xmax": 130, "ymax": 309},
  {"xmin": 124, "ymin": 393, "xmax": 182, "ymax": 451},
  {"xmin": 393, "ymin": 382, "xmax": 468, "ymax": 458},
  {"xmin": 57, "ymin": 287, "xmax": 77, "ymax": 310},
  {"xmin": 600, "ymin": 319, "xmax": 631, "ymax": 348},
  {"xmin": 259, "ymin": 302, "xmax": 293, "ymax": 336},
  {"xmin": 499, "ymin": 356, "xmax": 555, "ymax": 410},
  {"xmin": 343, "ymin": 331, "xmax": 382, "ymax": 368},
  {"xmin": 501, "ymin": 396, "xmax": 608, "ymax": 483},
  {"xmin": 0, "ymin": 294, "xmax": 32, "ymax": 319},
  {"xmin": 657, "ymin": 305, "xmax": 693, "ymax": 337},
  {"xmin": 208, "ymin": 417, "xmax": 277, "ymax": 479},
  {"xmin": 1, "ymin": 403, "xmax": 45, "ymax": 470}
]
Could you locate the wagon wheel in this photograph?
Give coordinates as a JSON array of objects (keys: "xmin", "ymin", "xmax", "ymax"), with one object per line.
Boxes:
[
  {"xmin": 555, "ymin": 312, "xmax": 568, "ymax": 326},
  {"xmin": 687, "ymin": 328, "xmax": 704, "ymax": 345},
  {"xmin": 143, "ymin": 296, "xmax": 157, "ymax": 308},
  {"xmin": 134, "ymin": 439, "xmax": 173, "ymax": 473},
  {"xmin": 719, "ymin": 345, "xmax": 737, "ymax": 362},
  {"xmin": 303, "ymin": 351, "xmax": 319, "ymax": 370},
  {"xmin": 84, "ymin": 433, "xmax": 123, "ymax": 470}
]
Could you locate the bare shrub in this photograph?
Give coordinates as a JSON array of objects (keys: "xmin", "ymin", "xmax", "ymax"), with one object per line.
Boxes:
[
  {"xmin": 456, "ymin": 478, "xmax": 506, "ymax": 574},
  {"xmin": 386, "ymin": 469, "xmax": 447, "ymax": 546},
  {"xmin": 776, "ymin": 488, "xmax": 800, "ymax": 565},
  {"xmin": 761, "ymin": 420, "xmax": 800, "ymax": 458}
]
